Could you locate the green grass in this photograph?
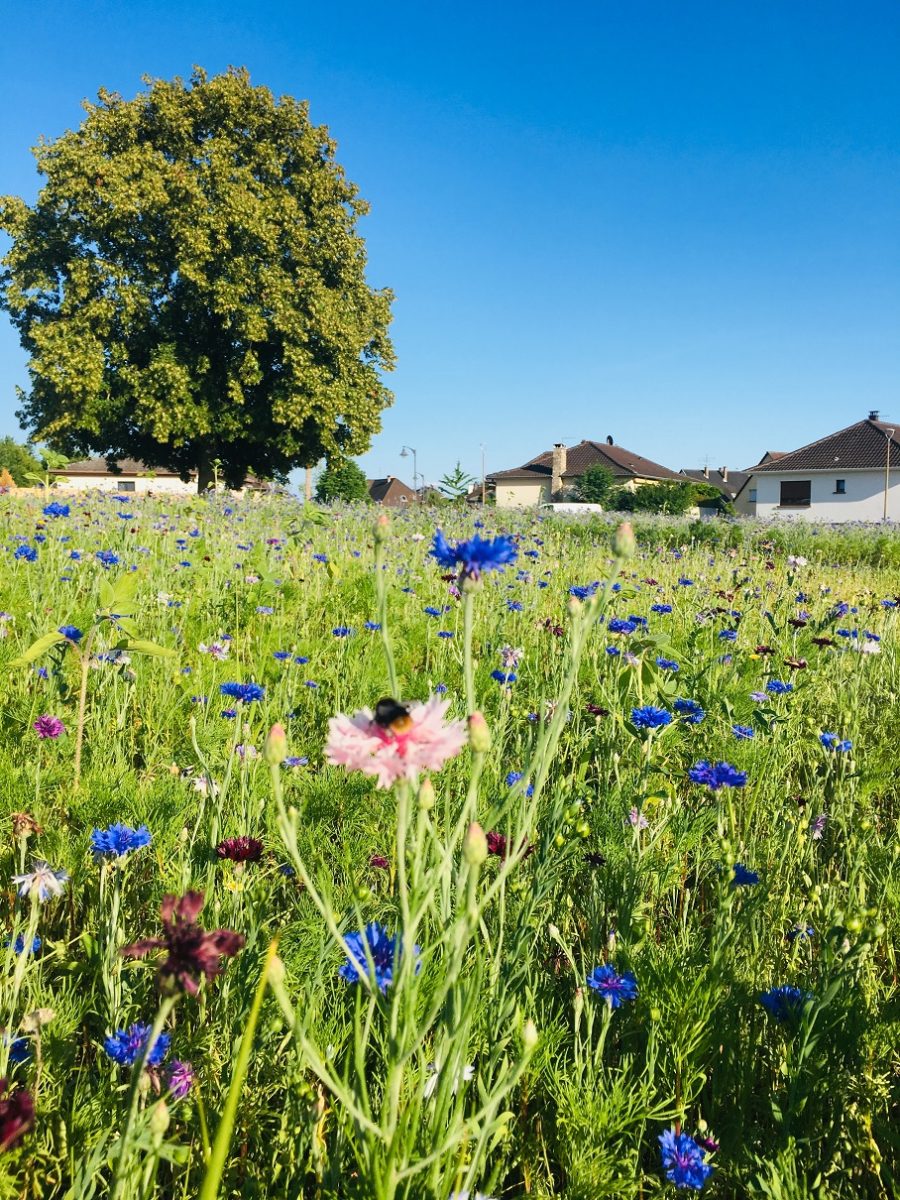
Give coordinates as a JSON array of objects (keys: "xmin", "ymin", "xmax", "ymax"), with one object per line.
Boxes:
[{"xmin": 0, "ymin": 491, "xmax": 897, "ymax": 1198}]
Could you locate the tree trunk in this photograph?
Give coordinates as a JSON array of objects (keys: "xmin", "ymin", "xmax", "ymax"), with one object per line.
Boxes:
[
  {"xmin": 196, "ymin": 443, "xmax": 215, "ymax": 494},
  {"xmin": 304, "ymin": 467, "xmax": 312, "ymax": 502}
]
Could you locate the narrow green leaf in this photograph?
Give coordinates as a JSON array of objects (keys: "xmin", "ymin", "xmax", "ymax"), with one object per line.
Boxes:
[
  {"xmin": 121, "ymin": 639, "xmax": 176, "ymax": 658},
  {"xmin": 10, "ymin": 630, "xmax": 66, "ymax": 667}
]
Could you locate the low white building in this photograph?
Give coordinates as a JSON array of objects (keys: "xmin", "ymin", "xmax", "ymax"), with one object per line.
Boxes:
[
  {"xmin": 741, "ymin": 414, "xmax": 900, "ymax": 521},
  {"xmin": 50, "ymin": 458, "xmax": 262, "ymax": 494}
]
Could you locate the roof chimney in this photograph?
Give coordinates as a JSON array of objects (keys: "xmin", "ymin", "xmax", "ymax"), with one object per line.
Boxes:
[
  {"xmin": 720, "ymin": 466, "xmax": 728, "ymax": 482},
  {"xmin": 551, "ymin": 443, "xmax": 567, "ymax": 495},
  {"xmin": 869, "ymin": 410, "xmax": 880, "ymax": 421},
  {"xmin": 702, "ymin": 465, "xmax": 709, "ymax": 478},
  {"xmin": 606, "ymin": 435, "xmax": 614, "ymax": 445}
]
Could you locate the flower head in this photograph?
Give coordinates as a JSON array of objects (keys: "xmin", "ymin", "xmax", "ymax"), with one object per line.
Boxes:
[
  {"xmin": 91, "ymin": 823, "xmax": 152, "ymax": 858},
  {"xmin": 759, "ymin": 985, "xmax": 812, "ymax": 1022},
  {"xmin": 219, "ymin": 682, "xmax": 264, "ymax": 703},
  {"xmin": 586, "ymin": 963, "xmax": 638, "ymax": 1008},
  {"xmin": 42, "ymin": 502, "xmax": 70, "ymax": 518},
  {"xmin": 122, "ymin": 891, "xmax": 244, "ymax": 996},
  {"xmin": 0, "ymin": 1080, "xmax": 34, "ymax": 1151},
  {"xmin": 674, "ymin": 698, "xmax": 706, "ymax": 725},
  {"xmin": 688, "ymin": 761, "xmax": 747, "ymax": 791},
  {"xmin": 658, "ymin": 1128, "xmax": 714, "ymax": 1190},
  {"xmin": 11, "ymin": 861, "xmax": 68, "ymax": 902},
  {"xmin": 766, "ymin": 680, "xmax": 793, "ymax": 695},
  {"xmin": 631, "ymin": 705, "xmax": 671, "ymax": 730},
  {"xmin": 58, "ymin": 625, "xmax": 83, "ymax": 643},
  {"xmin": 325, "ymin": 695, "xmax": 466, "ymax": 789},
  {"xmin": 216, "ymin": 837, "xmax": 264, "ymax": 863},
  {"xmin": 104, "ymin": 1022, "xmax": 170, "ymax": 1067},
  {"xmin": 338, "ymin": 922, "xmax": 420, "ymax": 993},
  {"xmin": 167, "ymin": 1060, "xmax": 195, "ymax": 1099},
  {"xmin": 429, "ymin": 530, "xmax": 518, "ymax": 582},
  {"xmin": 731, "ymin": 863, "xmax": 759, "ymax": 887},
  {"xmin": 33, "ymin": 715, "xmax": 65, "ymax": 739}
]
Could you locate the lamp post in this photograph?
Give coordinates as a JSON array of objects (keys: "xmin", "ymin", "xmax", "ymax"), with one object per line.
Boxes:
[
  {"xmin": 400, "ymin": 445, "xmax": 418, "ymax": 500},
  {"xmin": 480, "ymin": 443, "xmax": 486, "ymax": 506}
]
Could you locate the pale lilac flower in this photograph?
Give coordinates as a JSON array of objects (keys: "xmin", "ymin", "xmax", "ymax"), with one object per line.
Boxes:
[
  {"xmin": 12, "ymin": 862, "xmax": 68, "ymax": 902},
  {"xmin": 809, "ymin": 812, "xmax": 827, "ymax": 840},
  {"xmin": 499, "ymin": 645, "xmax": 524, "ymax": 670},
  {"xmin": 199, "ymin": 641, "xmax": 230, "ymax": 661},
  {"xmin": 325, "ymin": 695, "xmax": 467, "ymax": 788},
  {"xmin": 627, "ymin": 807, "xmax": 649, "ymax": 829}
]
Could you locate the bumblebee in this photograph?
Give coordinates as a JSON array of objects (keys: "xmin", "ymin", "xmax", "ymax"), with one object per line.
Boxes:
[{"xmin": 373, "ymin": 697, "xmax": 413, "ymax": 735}]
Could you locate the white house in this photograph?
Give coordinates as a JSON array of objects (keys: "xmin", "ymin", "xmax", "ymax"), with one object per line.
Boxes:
[
  {"xmin": 50, "ymin": 457, "xmax": 264, "ymax": 494},
  {"xmin": 739, "ymin": 414, "xmax": 900, "ymax": 521}
]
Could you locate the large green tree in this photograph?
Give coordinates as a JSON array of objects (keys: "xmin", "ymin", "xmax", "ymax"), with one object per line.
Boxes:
[
  {"xmin": 314, "ymin": 457, "xmax": 370, "ymax": 503},
  {"xmin": 0, "ymin": 67, "xmax": 394, "ymax": 491},
  {"xmin": 0, "ymin": 437, "xmax": 41, "ymax": 486}
]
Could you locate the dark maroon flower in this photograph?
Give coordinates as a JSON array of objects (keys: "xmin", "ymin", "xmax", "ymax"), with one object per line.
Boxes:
[
  {"xmin": 0, "ymin": 1080, "xmax": 34, "ymax": 1151},
  {"xmin": 644, "ymin": 578, "xmax": 659, "ymax": 586},
  {"xmin": 812, "ymin": 636, "xmax": 834, "ymax": 647},
  {"xmin": 486, "ymin": 831, "xmax": 508, "ymax": 858},
  {"xmin": 584, "ymin": 851, "xmax": 607, "ymax": 867},
  {"xmin": 369, "ymin": 855, "xmax": 390, "ymax": 870},
  {"xmin": 216, "ymin": 837, "xmax": 263, "ymax": 863},
  {"xmin": 123, "ymin": 891, "xmax": 244, "ymax": 996},
  {"xmin": 586, "ymin": 703, "xmax": 609, "ymax": 718},
  {"xmin": 788, "ymin": 617, "xmax": 807, "ymax": 629},
  {"xmin": 784, "ymin": 657, "xmax": 807, "ymax": 670},
  {"xmin": 699, "ymin": 1135, "xmax": 720, "ymax": 1153},
  {"xmin": 754, "ymin": 644, "xmax": 775, "ymax": 656}
]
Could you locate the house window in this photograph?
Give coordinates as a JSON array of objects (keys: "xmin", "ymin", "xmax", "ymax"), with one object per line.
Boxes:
[
  {"xmin": 835, "ymin": 479, "xmax": 846, "ymax": 494},
  {"xmin": 748, "ymin": 488, "xmax": 757, "ymax": 503},
  {"xmin": 779, "ymin": 480, "xmax": 811, "ymax": 507},
  {"xmin": 116, "ymin": 481, "xmax": 136, "ymax": 492}
]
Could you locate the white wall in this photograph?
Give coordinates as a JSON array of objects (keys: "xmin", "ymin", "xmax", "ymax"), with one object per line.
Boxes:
[
  {"xmin": 752, "ymin": 470, "xmax": 900, "ymax": 521},
  {"xmin": 494, "ymin": 479, "xmax": 549, "ymax": 508},
  {"xmin": 55, "ymin": 474, "xmax": 196, "ymax": 494}
]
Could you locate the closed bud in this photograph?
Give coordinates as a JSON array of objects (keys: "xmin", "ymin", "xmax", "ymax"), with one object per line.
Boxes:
[
  {"xmin": 567, "ymin": 595, "xmax": 582, "ymax": 617},
  {"xmin": 264, "ymin": 723, "xmax": 288, "ymax": 765},
  {"xmin": 522, "ymin": 1019, "xmax": 539, "ymax": 1052},
  {"xmin": 418, "ymin": 777, "xmax": 435, "ymax": 810},
  {"xmin": 374, "ymin": 513, "xmax": 390, "ymax": 543},
  {"xmin": 613, "ymin": 521, "xmax": 635, "ymax": 559},
  {"xmin": 149, "ymin": 1099, "xmax": 170, "ymax": 1138},
  {"xmin": 267, "ymin": 953, "xmax": 286, "ymax": 987},
  {"xmin": 463, "ymin": 821, "xmax": 488, "ymax": 866},
  {"xmin": 467, "ymin": 711, "xmax": 491, "ymax": 753}
]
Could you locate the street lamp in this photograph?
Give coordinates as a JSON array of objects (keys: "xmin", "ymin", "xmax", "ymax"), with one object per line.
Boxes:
[
  {"xmin": 480, "ymin": 443, "xmax": 486, "ymax": 506},
  {"xmin": 400, "ymin": 445, "xmax": 418, "ymax": 500}
]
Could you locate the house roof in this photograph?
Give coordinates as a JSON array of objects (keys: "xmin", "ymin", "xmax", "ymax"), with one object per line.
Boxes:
[
  {"xmin": 367, "ymin": 476, "xmax": 415, "ymax": 504},
  {"xmin": 681, "ymin": 468, "xmax": 750, "ymax": 500},
  {"xmin": 51, "ymin": 457, "xmax": 183, "ymax": 477},
  {"xmin": 751, "ymin": 418, "xmax": 900, "ymax": 473},
  {"xmin": 488, "ymin": 439, "xmax": 680, "ymax": 483}
]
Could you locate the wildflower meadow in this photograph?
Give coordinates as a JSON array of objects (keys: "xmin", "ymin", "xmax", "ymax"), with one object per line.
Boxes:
[{"xmin": 0, "ymin": 490, "xmax": 897, "ymax": 1198}]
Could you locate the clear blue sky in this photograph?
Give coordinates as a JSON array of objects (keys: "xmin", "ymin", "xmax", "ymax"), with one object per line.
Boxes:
[{"xmin": 1, "ymin": 1, "xmax": 899, "ymax": 486}]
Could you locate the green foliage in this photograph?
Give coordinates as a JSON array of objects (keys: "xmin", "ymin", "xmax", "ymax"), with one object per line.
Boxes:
[
  {"xmin": 438, "ymin": 460, "xmax": 477, "ymax": 501},
  {"xmin": 609, "ymin": 479, "xmax": 696, "ymax": 514},
  {"xmin": 0, "ymin": 436, "xmax": 41, "ymax": 485},
  {"xmin": 574, "ymin": 463, "xmax": 615, "ymax": 504},
  {"xmin": 0, "ymin": 67, "xmax": 395, "ymax": 491},
  {"xmin": 314, "ymin": 457, "xmax": 370, "ymax": 503}
]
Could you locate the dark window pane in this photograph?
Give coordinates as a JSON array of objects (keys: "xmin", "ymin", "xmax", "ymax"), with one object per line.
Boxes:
[{"xmin": 780, "ymin": 480, "xmax": 811, "ymax": 507}]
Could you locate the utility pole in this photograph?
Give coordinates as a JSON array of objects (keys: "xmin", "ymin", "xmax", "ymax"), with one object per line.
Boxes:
[
  {"xmin": 481, "ymin": 444, "xmax": 486, "ymax": 506},
  {"xmin": 885, "ymin": 428, "xmax": 895, "ymax": 521},
  {"xmin": 400, "ymin": 446, "xmax": 418, "ymax": 500}
]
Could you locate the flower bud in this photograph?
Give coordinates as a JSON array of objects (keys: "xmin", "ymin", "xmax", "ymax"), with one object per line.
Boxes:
[
  {"xmin": 463, "ymin": 821, "xmax": 488, "ymax": 866},
  {"xmin": 613, "ymin": 521, "xmax": 635, "ymax": 559},
  {"xmin": 374, "ymin": 513, "xmax": 390, "ymax": 543},
  {"xmin": 264, "ymin": 723, "xmax": 288, "ymax": 765},
  {"xmin": 149, "ymin": 1099, "xmax": 170, "ymax": 1138},
  {"xmin": 467, "ymin": 712, "xmax": 491, "ymax": 753},
  {"xmin": 267, "ymin": 954, "xmax": 286, "ymax": 986},
  {"xmin": 522, "ymin": 1019, "xmax": 539, "ymax": 1052},
  {"xmin": 418, "ymin": 777, "xmax": 435, "ymax": 810}
]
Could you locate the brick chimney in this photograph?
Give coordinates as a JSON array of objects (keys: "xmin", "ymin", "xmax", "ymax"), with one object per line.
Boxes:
[
  {"xmin": 703, "ymin": 465, "xmax": 709, "ymax": 479},
  {"xmin": 551, "ymin": 443, "xmax": 567, "ymax": 494},
  {"xmin": 720, "ymin": 466, "xmax": 728, "ymax": 482}
]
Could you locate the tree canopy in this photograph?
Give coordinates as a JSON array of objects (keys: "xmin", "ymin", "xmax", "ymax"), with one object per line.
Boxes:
[
  {"xmin": 0, "ymin": 438, "xmax": 41, "ymax": 486},
  {"xmin": 314, "ymin": 458, "xmax": 370, "ymax": 503},
  {"xmin": 0, "ymin": 67, "xmax": 395, "ymax": 491},
  {"xmin": 575, "ymin": 463, "xmax": 615, "ymax": 504},
  {"xmin": 438, "ymin": 461, "xmax": 476, "ymax": 501}
]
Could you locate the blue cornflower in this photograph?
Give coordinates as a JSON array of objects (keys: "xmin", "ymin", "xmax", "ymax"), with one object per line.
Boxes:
[
  {"xmin": 282, "ymin": 756, "xmax": 309, "ymax": 768},
  {"xmin": 732, "ymin": 724, "xmax": 754, "ymax": 740},
  {"xmin": 332, "ymin": 626, "xmax": 354, "ymax": 638},
  {"xmin": 759, "ymin": 985, "xmax": 812, "ymax": 1022},
  {"xmin": 524, "ymin": 549, "xmax": 539, "ymax": 558},
  {"xmin": 505, "ymin": 771, "xmax": 534, "ymax": 797},
  {"xmin": 256, "ymin": 605, "xmax": 274, "ymax": 615},
  {"xmin": 731, "ymin": 863, "xmax": 759, "ymax": 887},
  {"xmin": 430, "ymin": 530, "xmax": 518, "ymax": 581},
  {"xmin": 91, "ymin": 823, "xmax": 152, "ymax": 857},
  {"xmin": 273, "ymin": 651, "xmax": 291, "ymax": 661},
  {"xmin": 651, "ymin": 603, "xmax": 673, "ymax": 614},
  {"xmin": 220, "ymin": 682, "xmax": 265, "ymax": 703},
  {"xmin": 5, "ymin": 935, "xmax": 41, "ymax": 956},
  {"xmin": 69, "ymin": 550, "xmax": 81, "ymax": 560},
  {"xmin": 674, "ymin": 698, "xmax": 706, "ymax": 725},
  {"xmin": 364, "ymin": 621, "xmax": 381, "ymax": 631},
  {"xmin": 423, "ymin": 606, "xmax": 442, "ymax": 617},
  {"xmin": 435, "ymin": 683, "xmax": 448, "ymax": 694},
  {"xmin": 338, "ymin": 922, "xmax": 419, "ymax": 993},
  {"xmin": 569, "ymin": 583, "xmax": 599, "ymax": 601},
  {"xmin": 628, "ymin": 614, "xmax": 648, "ymax": 627},
  {"xmin": 58, "ymin": 625, "xmax": 83, "ymax": 643},
  {"xmin": 608, "ymin": 618, "xmax": 638, "ymax": 635},
  {"xmin": 881, "ymin": 599, "xmax": 897, "ymax": 608},
  {"xmin": 96, "ymin": 550, "xmax": 120, "ymax": 566},
  {"xmin": 678, "ymin": 577, "xmax": 694, "ymax": 587},
  {"xmin": 294, "ymin": 656, "xmax": 310, "ymax": 664},
  {"xmin": 656, "ymin": 657, "xmax": 679, "ymax": 672},
  {"xmin": 437, "ymin": 630, "xmax": 454, "ymax": 638},
  {"xmin": 43, "ymin": 502, "xmax": 70, "ymax": 518},
  {"xmin": 507, "ymin": 600, "xmax": 523, "ymax": 612},
  {"xmin": 829, "ymin": 601, "xmax": 850, "ymax": 618},
  {"xmin": 787, "ymin": 924, "xmax": 815, "ymax": 942},
  {"xmin": 658, "ymin": 1128, "xmax": 714, "ymax": 1190},
  {"xmin": 312, "ymin": 553, "xmax": 328, "ymax": 563},
  {"xmin": 688, "ymin": 761, "xmax": 747, "ymax": 790},
  {"xmin": 718, "ymin": 629, "xmax": 737, "ymax": 642},
  {"xmin": 491, "ymin": 670, "xmax": 517, "ymax": 684},
  {"xmin": 605, "ymin": 646, "xmax": 621, "ymax": 657},
  {"xmin": 631, "ymin": 706, "xmax": 672, "ymax": 729},
  {"xmin": 836, "ymin": 739, "xmax": 852, "ymax": 752},
  {"xmin": 766, "ymin": 680, "xmax": 793, "ymax": 695},
  {"xmin": 585, "ymin": 964, "xmax": 638, "ymax": 1009},
  {"xmin": 104, "ymin": 1023, "xmax": 171, "ymax": 1067},
  {"xmin": 13, "ymin": 545, "xmax": 37, "ymax": 562}
]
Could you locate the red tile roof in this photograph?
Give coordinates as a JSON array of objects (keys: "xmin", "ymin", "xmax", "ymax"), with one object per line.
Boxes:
[
  {"xmin": 489, "ymin": 439, "xmax": 680, "ymax": 482},
  {"xmin": 751, "ymin": 419, "xmax": 900, "ymax": 472}
]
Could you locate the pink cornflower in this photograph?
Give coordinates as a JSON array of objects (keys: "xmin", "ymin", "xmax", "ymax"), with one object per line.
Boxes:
[
  {"xmin": 33, "ymin": 715, "xmax": 65, "ymax": 740},
  {"xmin": 325, "ymin": 695, "xmax": 467, "ymax": 788}
]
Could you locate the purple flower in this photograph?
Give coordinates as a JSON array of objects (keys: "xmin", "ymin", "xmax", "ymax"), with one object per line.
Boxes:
[
  {"xmin": 809, "ymin": 812, "xmax": 827, "ymax": 840},
  {"xmin": 33, "ymin": 715, "xmax": 65, "ymax": 739},
  {"xmin": 167, "ymin": 1060, "xmax": 195, "ymax": 1099}
]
